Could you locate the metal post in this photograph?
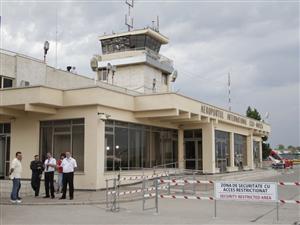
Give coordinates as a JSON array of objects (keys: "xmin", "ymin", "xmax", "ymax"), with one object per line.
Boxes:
[
  {"xmin": 142, "ymin": 177, "xmax": 145, "ymax": 211},
  {"xmin": 182, "ymin": 172, "xmax": 185, "ymax": 193},
  {"xmin": 117, "ymin": 172, "xmax": 121, "ymax": 211},
  {"xmin": 276, "ymin": 201, "xmax": 279, "ymax": 222},
  {"xmin": 112, "ymin": 178, "xmax": 117, "ymax": 211},
  {"xmin": 214, "ymin": 199, "xmax": 217, "ymax": 218},
  {"xmin": 167, "ymin": 172, "xmax": 171, "ymax": 195},
  {"xmin": 192, "ymin": 171, "xmax": 196, "ymax": 195},
  {"xmin": 155, "ymin": 178, "xmax": 159, "ymax": 214},
  {"xmin": 105, "ymin": 179, "xmax": 109, "ymax": 210}
]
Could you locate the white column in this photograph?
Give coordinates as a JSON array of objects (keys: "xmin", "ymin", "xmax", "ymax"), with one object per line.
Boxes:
[
  {"xmin": 259, "ymin": 140, "xmax": 263, "ymax": 168},
  {"xmin": 245, "ymin": 133, "xmax": 254, "ymax": 170},
  {"xmin": 226, "ymin": 132, "xmax": 238, "ymax": 172},
  {"xmin": 202, "ymin": 121, "xmax": 216, "ymax": 174},
  {"xmin": 178, "ymin": 129, "xmax": 184, "ymax": 169}
]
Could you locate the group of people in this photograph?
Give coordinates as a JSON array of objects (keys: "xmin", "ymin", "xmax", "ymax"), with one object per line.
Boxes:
[{"xmin": 9, "ymin": 151, "xmax": 77, "ymax": 203}]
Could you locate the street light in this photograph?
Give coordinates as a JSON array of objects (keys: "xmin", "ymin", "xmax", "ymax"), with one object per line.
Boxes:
[{"xmin": 43, "ymin": 41, "xmax": 50, "ymax": 63}]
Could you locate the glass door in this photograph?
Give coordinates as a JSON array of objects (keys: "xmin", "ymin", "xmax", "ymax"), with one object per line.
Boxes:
[
  {"xmin": 0, "ymin": 136, "xmax": 5, "ymax": 178},
  {"xmin": 184, "ymin": 140, "xmax": 203, "ymax": 170},
  {"xmin": 215, "ymin": 140, "xmax": 228, "ymax": 173},
  {"xmin": 185, "ymin": 141, "xmax": 196, "ymax": 169},
  {"xmin": 0, "ymin": 135, "xmax": 10, "ymax": 179}
]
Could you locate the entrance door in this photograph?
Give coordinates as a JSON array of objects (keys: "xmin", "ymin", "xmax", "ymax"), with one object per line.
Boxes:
[
  {"xmin": 253, "ymin": 141, "xmax": 260, "ymax": 168},
  {"xmin": 0, "ymin": 135, "xmax": 10, "ymax": 179},
  {"xmin": 0, "ymin": 136, "xmax": 5, "ymax": 178},
  {"xmin": 215, "ymin": 140, "xmax": 228, "ymax": 173},
  {"xmin": 184, "ymin": 140, "xmax": 202, "ymax": 170}
]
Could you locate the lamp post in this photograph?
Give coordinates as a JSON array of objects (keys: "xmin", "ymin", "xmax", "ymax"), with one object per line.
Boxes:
[{"xmin": 43, "ymin": 41, "xmax": 50, "ymax": 63}]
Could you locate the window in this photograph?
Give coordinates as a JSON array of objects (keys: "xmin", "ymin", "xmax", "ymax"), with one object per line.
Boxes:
[
  {"xmin": 234, "ymin": 134, "xmax": 247, "ymax": 168},
  {"xmin": 105, "ymin": 120, "xmax": 178, "ymax": 171},
  {"xmin": 39, "ymin": 119, "xmax": 84, "ymax": 171},
  {"xmin": 162, "ymin": 74, "xmax": 168, "ymax": 85},
  {"xmin": 0, "ymin": 76, "xmax": 14, "ymax": 89},
  {"xmin": 98, "ymin": 69, "xmax": 108, "ymax": 81}
]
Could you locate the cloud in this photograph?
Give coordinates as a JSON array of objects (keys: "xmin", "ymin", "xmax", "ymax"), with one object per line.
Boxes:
[{"xmin": 0, "ymin": 1, "xmax": 299, "ymax": 146}]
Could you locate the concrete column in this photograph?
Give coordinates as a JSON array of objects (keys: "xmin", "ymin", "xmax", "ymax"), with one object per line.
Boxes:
[
  {"xmin": 259, "ymin": 140, "xmax": 263, "ymax": 168},
  {"xmin": 226, "ymin": 132, "xmax": 238, "ymax": 172},
  {"xmin": 178, "ymin": 128, "xmax": 184, "ymax": 169},
  {"xmin": 245, "ymin": 133, "xmax": 254, "ymax": 170},
  {"xmin": 202, "ymin": 121, "xmax": 216, "ymax": 174}
]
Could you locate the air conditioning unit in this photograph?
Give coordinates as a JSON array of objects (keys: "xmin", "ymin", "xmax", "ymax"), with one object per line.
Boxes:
[{"xmin": 20, "ymin": 80, "xmax": 30, "ymax": 87}]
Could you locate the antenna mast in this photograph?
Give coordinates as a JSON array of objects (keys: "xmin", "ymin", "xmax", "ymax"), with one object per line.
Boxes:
[
  {"xmin": 125, "ymin": 0, "xmax": 134, "ymax": 31},
  {"xmin": 228, "ymin": 71, "xmax": 231, "ymax": 111},
  {"xmin": 55, "ymin": 5, "xmax": 58, "ymax": 69}
]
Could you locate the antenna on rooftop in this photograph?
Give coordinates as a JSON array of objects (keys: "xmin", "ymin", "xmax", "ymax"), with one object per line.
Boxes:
[
  {"xmin": 228, "ymin": 71, "xmax": 232, "ymax": 111},
  {"xmin": 125, "ymin": 0, "xmax": 134, "ymax": 31}
]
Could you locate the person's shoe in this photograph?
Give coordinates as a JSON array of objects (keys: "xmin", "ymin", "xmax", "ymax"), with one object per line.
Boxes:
[
  {"xmin": 59, "ymin": 197, "xmax": 66, "ymax": 200},
  {"xmin": 51, "ymin": 196, "xmax": 55, "ymax": 199},
  {"xmin": 43, "ymin": 196, "xmax": 50, "ymax": 198},
  {"xmin": 10, "ymin": 200, "xmax": 17, "ymax": 203},
  {"xmin": 17, "ymin": 197, "xmax": 22, "ymax": 200},
  {"xmin": 70, "ymin": 197, "xmax": 73, "ymax": 200},
  {"xmin": 16, "ymin": 200, "xmax": 22, "ymax": 203}
]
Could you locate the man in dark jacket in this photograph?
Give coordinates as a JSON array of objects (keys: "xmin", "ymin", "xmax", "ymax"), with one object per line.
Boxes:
[{"xmin": 30, "ymin": 155, "xmax": 44, "ymax": 197}]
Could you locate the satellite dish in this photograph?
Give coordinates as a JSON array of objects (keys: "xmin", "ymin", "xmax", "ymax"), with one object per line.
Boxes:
[
  {"xmin": 170, "ymin": 70, "xmax": 178, "ymax": 82},
  {"xmin": 107, "ymin": 63, "xmax": 113, "ymax": 70},
  {"xmin": 90, "ymin": 56, "xmax": 98, "ymax": 72}
]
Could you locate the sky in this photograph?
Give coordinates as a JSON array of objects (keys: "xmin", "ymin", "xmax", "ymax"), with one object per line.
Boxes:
[{"xmin": 0, "ymin": 0, "xmax": 299, "ymax": 147}]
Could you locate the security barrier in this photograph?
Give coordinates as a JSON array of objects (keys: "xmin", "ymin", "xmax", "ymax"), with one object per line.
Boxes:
[{"xmin": 105, "ymin": 169, "xmax": 299, "ymax": 222}]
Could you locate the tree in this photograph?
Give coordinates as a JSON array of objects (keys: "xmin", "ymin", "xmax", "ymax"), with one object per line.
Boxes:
[
  {"xmin": 246, "ymin": 106, "xmax": 262, "ymax": 121},
  {"xmin": 277, "ymin": 144, "xmax": 285, "ymax": 150},
  {"xmin": 246, "ymin": 106, "xmax": 269, "ymax": 159}
]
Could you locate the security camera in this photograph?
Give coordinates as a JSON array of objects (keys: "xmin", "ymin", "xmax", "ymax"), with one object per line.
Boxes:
[{"xmin": 97, "ymin": 112, "xmax": 111, "ymax": 121}]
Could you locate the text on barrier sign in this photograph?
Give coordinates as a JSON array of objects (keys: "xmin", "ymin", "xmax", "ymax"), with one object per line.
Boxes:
[{"xmin": 214, "ymin": 181, "xmax": 278, "ymax": 202}]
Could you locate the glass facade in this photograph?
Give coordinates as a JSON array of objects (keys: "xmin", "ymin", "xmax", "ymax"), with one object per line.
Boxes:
[
  {"xmin": 234, "ymin": 134, "xmax": 247, "ymax": 169},
  {"xmin": 39, "ymin": 119, "xmax": 84, "ymax": 171},
  {"xmin": 184, "ymin": 129, "xmax": 202, "ymax": 170},
  {"xmin": 101, "ymin": 34, "xmax": 162, "ymax": 55},
  {"xmin": 215, "ymin": 130, "xmax": 230, "ymax": 172},
  {"xmin": 0, "ymin": 123, "xmax": 10, "ymax": 179},
  {"xmin": 105, "ymin": 120, "xmax": 178, "ymax": 171}
]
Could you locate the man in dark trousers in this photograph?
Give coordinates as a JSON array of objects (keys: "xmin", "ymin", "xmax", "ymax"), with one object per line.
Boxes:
[
  {"xmin": 60, "ymin": 151, "xmax": 77, "ymax": 200},
  {"xmin": 43, "ymin": 152, "xmax": 56, "ymax": 199},
  {"xmin": 30, "ymin": 155, "xmax": 44, "ymax": 197}
]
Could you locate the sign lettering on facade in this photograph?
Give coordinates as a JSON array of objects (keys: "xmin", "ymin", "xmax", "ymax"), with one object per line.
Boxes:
[
  {"xmin": 227, "ymin": 113, "xmax": 247, "ymax": 125},
  {"xmin": 215, "ymin": 181, "xmax": 277, "ymax": 202},
  {"xmin": 201, "ymin": 105, "xmax": 224, "ymax": 119}
]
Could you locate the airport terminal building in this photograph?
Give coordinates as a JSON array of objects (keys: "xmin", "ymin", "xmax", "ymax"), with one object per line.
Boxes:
[{"xmin": 0, "ymin": 28, "xmax": 270, "ymax": 189}]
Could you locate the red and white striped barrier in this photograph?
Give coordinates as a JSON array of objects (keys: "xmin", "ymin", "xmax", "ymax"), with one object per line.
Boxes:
[
  {"xmin": 144, "ymin": 193, "xmax": 215, "ymax": 201},
  {"xmin": 108, "ymin": 186, "xmax": 168, "ymax": 196},
  {"xmin": 278, "ymin": 181, "xmax": 300, "ymax": 186},
  {"xmin": 144, "ymin": 194, "xmax": 300, "ymax": 205},
  {"xmin": 119, "ymin": 173, "xmax": 168, "ymax": 181},
  {"xmin": 159, "ymin": 179, "xmax": 214, "ymax": 185},
  {"xmin": 278, "ymin": 200, "xmax": 300, "ymax": 204}
]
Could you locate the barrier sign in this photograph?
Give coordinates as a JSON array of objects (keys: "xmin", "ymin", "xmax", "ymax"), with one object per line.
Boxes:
[{"xmin": 215, "ymin": 181, "xmax": 277, "ymax": 202}]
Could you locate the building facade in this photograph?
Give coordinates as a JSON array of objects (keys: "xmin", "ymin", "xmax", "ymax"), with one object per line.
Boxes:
[{"xmin": 0, "ymin": 28, "xmax": 270, "ymax": 190}]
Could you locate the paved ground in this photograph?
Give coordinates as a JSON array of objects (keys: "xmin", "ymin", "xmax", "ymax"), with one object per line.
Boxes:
[{"xmin": 1, "ymin": 166, "xmax": 299, "ymax": 225}]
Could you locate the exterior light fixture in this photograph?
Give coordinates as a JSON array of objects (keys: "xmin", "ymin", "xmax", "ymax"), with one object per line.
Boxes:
[{"xmin": 43, "ymin": 41, "xmax": 50, "ymax": 63}]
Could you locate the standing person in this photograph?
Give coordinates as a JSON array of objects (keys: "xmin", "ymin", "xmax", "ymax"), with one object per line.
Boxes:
[
  {"xmin": 60, "ymin": 152, "xmax": 77, "ymax": 200},
  {"xmin": 30, "ymin": 155, "xmax": 44, "ymax": 197},
  {"xmin": 9, "ymin": 152, "xmax": 22, "ymax": 204},
  {"xmin": 56, "ymin": 153, "xmax": 66, "ymax": 194},
  {"xmin": 43, "ymin": 152, "xmax": 56, "ymax": 199}
]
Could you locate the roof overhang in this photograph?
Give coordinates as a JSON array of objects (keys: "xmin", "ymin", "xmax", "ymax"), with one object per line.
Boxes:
[{"xmin": 99, "ymin": 28, "xmax": 169, "ymax": 45}]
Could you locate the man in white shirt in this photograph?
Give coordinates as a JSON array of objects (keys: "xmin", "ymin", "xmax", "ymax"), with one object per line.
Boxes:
[
  {"xmin": 43, "ymin": 152, "xmax": 56, "ymax": 199},
  {"xmin": 9, "ymin": 152, "xmax": 23, "ymax": 203},
  {"xmin": 60, "ymin": 151, "xmax": 77, "ymax": 200}
]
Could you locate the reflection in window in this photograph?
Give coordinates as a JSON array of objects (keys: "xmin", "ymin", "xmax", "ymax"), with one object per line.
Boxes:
[
  {"xmin": 105, "ymin": 120, "xmax": 178, "ymax": 171},
  {"xmin": 39, "ymin": 119, "xmax": 85, "ymax": 171}
]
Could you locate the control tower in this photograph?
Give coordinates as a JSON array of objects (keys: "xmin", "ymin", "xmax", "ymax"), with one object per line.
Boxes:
[{"xmin": 92, "ymin": 28, "xmax": 176, "ymax": 93}]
